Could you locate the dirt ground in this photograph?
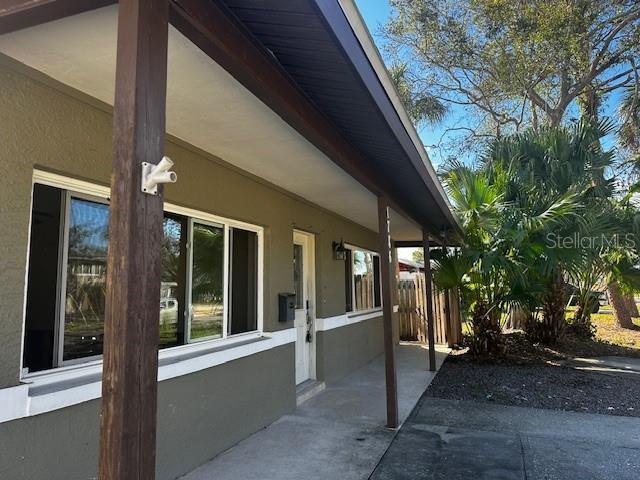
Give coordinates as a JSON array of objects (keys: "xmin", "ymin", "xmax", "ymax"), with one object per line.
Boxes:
[
  {"xmin": 427, "ymin": 356, "xmax": 640, "ymax": 417},
  {"xmin": 427, "ymin": 328, "xmax": 640, "ymax": 418}
]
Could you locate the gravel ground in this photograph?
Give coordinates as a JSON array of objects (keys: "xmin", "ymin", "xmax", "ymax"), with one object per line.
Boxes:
[{"xmin": 427, "ymin": 357, "xmax": 640, "ymax": 417}]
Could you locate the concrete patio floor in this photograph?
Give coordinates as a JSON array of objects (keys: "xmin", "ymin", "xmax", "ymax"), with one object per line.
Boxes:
[
  {"xmin": 180, "ymin": 343, "xmax": 448, "ymax": 480},
  {"xmin": 371, "ymin": 396, "xmax": 640, "ymax": 480}
]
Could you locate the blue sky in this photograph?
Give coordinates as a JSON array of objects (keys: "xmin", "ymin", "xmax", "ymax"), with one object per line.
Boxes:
[
  {"xmin": 354, "ymin": 0, "xmax": 622, "ymax": 167},
  {"xmin": 354, "ymin": 0, "xmax": 389, "ymax": 32}
]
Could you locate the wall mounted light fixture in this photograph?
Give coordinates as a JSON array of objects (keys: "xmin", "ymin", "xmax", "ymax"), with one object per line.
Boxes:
[{"xmin": 332, "ymin": 239, "xmax": 347, "ymax": 261}]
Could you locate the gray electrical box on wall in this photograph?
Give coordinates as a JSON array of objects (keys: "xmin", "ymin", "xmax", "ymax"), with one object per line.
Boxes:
[{"xmin": 278, "ymin": 293, "xmax": 296, "ymax": 322}]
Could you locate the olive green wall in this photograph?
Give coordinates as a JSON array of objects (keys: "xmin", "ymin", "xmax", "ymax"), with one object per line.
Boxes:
[
  {"xmin": 316, "ymin": 316, "xmax": 384, "ymax": 385},
  {"xmin": 0, "ymin": 58, "xmax": 379, "ymax": 388},
  {"xmin": 0, "ymin": 343, "xmax": 295, "ymax": 480}
]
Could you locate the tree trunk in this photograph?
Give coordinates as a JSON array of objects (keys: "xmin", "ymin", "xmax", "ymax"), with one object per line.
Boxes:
[
  {"xmin": 574, "ymin": 302, "xmax": 586, "ymax": 324},
  {"xmin": 608, "ymin": 281, "xmax": 634, "ymax": 328},
  {"xmin": 541, "ymin": 273, "xmax": 566, "ymax": 343},
  {"xmin": 548, "ymin": 111, "xmax": 562, "ymax": 127},
  {"xmin": 626, "ymin": 293, "xmax": 639, "ymax": 318},
  {"xmin": 505, "ymin": 304, "xmax": 527, "ymax": 330}
]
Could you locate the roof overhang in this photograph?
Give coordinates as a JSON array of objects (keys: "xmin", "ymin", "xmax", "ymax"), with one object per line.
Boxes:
[{"xmin": 0, "ymin": 0, "xmax": 459, "ymax": 242}]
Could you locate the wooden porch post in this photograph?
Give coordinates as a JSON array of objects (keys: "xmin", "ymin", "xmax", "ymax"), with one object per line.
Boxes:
[
  {"xmin": 422, "ymin": 231, "xmax": 437, "ymax": 372},
  {"xmin": 377, "ymin": 196, "xmax": 398, "ymax": 428},
  {"xmin": 392, "ymin": 245, "xmax": 401, "ymax": 345},
  {"xmin": 99, "ymin": 1, "xmax": 169, "ymax": 479}
]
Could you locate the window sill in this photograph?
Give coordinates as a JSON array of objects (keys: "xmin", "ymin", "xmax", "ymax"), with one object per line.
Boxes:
[
  {"xmin": 346, "ymin": 308, "xmax": 383, "ymax": 319},
  {"xmin": 3, "ymin": 328, "xmax": 295, "ymax": 423},
  {"xmin": 315, "ymin": 309, "xmax": 383, "ymax": 332},
  {"xmin": 315, "ymin": 305, "xmax": 400, "ymax": 332}
]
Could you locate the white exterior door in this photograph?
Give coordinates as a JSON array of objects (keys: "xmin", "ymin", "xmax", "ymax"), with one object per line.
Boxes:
[{"xmin": 293, "ymin": 230, "xmax": 315, "ymax": 385}]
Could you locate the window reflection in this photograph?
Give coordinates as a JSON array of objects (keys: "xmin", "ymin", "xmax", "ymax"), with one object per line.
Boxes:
[
  {"xmin": 353, "ymin": 250, "xmax": 375, "ymax": 311},
  {"xmin": 293, "ymin": 244, "xmax": 304, "ymax": 309},
  {"xmin": 190, "ymin": 223, "xmax": 224, "ymax": 340},
  {"xmin": 160, "ymin": 215, "xmax": 186, "ymax": 347},
  {"xmin": 63, "ymin": 200, "xmax": 189, "ymax": 360},
  {"xmin": 24, "ymin": 181, "xmax": 263, "ymax": 371},
  {"xmin": 63, "ymin": 197, "xmax": 109, "ymax": 361}
]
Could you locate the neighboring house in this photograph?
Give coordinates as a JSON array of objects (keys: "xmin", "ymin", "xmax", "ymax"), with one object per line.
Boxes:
[
  {"xmin": 0, "ymin": 1, "xmax": 457, "ymax": 479},
  {"xmin": 399, "ymin": 257, "xmax": 425, "ymax": 279},
  {"xmin": 399, "ymin": 258, "xmax": 426, "ymax": 273}
]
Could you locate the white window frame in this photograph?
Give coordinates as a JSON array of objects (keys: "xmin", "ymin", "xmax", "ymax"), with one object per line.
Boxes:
[
  {"xmin": 23, "ymin": 170, "xmax": 264, "ymax": 379},
  {"xmin": 344, "ymin": 243, "xmax": 383, "ymax": 315}
]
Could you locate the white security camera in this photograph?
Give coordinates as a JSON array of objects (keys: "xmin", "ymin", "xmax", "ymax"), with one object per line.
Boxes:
[{"xmin": 141, "ymin": 156, "xmax": 177, "ymax": 195}]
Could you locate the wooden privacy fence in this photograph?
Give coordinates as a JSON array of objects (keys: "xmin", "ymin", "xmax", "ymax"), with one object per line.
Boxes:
[
  {"xmin": 398, "ymin": 274, "xmax": 462, "ymax": 346},
  {"xmin": 354, "ymin": 274, "xmax": 374, "ymax": 310}
]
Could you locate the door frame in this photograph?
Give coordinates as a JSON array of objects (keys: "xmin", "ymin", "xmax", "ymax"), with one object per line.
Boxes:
[{"xmin": 293, "ymin": 229, "xmax": 316, "ymax": 383}]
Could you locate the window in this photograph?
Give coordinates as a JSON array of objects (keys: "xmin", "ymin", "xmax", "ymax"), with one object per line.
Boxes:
[
  {"xmin": 160, "ymin": 214, "xmax": 188, "ymax": 347},
  {"xmin": 23, "ymin": 184, "xmax": 62, "ymax": 372},
  {"xmin": 63, "ymin": 196, "xmax": 109, "ymax": 362},
  {"xmin": 23, "ymin": 177, "xmax": 262, "ymax": 374},
  {"xmin": 228, "ymin": 228, "xmax": 258, "ymax": 335},
  {"xmin": 293, "ymin": 243, "xmax": 304, "ymax": 309},
  {"xmin": 189, "ymin": 221, "xmax": 224, "ymax": 341},
  {"xmin": 344, "ymin": 246, "xmax": 382, "ymax": 313}
]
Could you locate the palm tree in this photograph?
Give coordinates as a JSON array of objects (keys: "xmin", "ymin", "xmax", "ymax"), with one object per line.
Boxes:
[
  {"xmin": 388, "ymin": 62, "xmax": 447, "ymax": 125},
  {"xmin": 439, "ymin": 120, "xmax": 624, "ymax": 346},
  {"xmin": 482, "ymin": 120, "xmax": 620, "ymax": 341},
  {"xmin": 434, "ymin": 161, "xmax": 522, "ymax": 354},
  {"xmin": 618, "ymin": 83, "xmax": 640, "ymax": 179}
]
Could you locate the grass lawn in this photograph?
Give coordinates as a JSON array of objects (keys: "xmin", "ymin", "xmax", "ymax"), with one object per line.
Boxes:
[{"xmin": 588, "ymin": 311, "xmax": 640, "ymax": 350}]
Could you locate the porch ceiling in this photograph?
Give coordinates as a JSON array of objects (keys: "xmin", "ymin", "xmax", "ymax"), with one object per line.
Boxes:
[{"xmin": 0, "ymin": 5, "xmax": 422, "ymax": 240}]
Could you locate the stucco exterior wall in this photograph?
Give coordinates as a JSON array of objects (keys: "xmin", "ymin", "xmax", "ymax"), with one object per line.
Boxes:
[
  {"xmin": 0, "ymin": 55, "xmax": 391, "ymax": 479},
  {"xmin": 0, "ymin": 58, "xmax": 379, "ymax": 388},
  {"xmin": 316, "ymin": 316, "xmax": 384, "ymax": 385},
  {"xmin": 0, "ymin": 343, "xmax": 295, "ymax": 480}
]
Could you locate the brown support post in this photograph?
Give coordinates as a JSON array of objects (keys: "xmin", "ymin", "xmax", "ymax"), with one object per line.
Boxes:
[
  {"xmin": 392, "ymin": 245, "xmax": 400, "ymax": 345},
  {"xmin": 378, "ymin": 196, "xmax": 398, "ymax": 428},
  {"xmin": 99, "ymin": 1, "xmax": 169, "ymax": 479},
  {"xmin": 422, "ymin": 231, "xmax": 437, "ymax": 372}
]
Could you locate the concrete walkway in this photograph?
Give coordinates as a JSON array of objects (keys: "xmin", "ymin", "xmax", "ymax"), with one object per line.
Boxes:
[
  {"xmin": 566, "ymin": 356, "xmax": 640, "ymax": 377},
  {"xmin": 181, "ymin": 343, "xmax": 448, "ymax": 480},
  {"xmin": 371, "ymin": 396, "xmax": 640, "ymax": 480}
]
